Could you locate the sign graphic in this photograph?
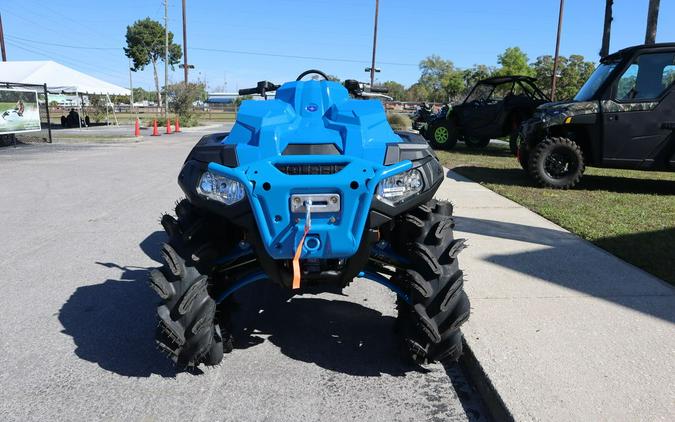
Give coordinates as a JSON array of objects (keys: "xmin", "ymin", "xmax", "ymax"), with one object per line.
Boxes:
[{"xmin": 0, "ymin": 89, "xmax": 41, "ymax": 134}]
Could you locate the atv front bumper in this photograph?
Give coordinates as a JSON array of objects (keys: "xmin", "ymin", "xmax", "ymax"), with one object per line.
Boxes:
[{"xmin": 182, "ymin": 155, "xmax": 412, "ymax": 260}]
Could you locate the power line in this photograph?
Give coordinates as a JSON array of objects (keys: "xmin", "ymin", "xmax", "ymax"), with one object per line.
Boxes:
[
  {"xmin": 4, "ymin": 36, "xmax": 418, "ymax": 67},
  {"xmin": 191, "ymin": 47, "xmax": 417, "ymax": 67},
  {"xmin": 5, "ymin": 40, "xmax": 128, "ymax": 81},
  {"xmin": 5, "ymin": 35, "xmax": 119, "ymax": 50}
]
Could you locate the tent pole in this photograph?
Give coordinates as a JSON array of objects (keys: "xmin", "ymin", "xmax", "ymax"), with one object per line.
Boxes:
[
  {"xmin": 105, "ymin": 95, "xmax": 110, "ymax": 126},
  {"xmin": 108, "ymin": 94, "xmax": 119, "ymax": 126},
  {"xmin": 44, "ymin": 83, "xmax": 52, "ymax": 143},
  {"xmin": 77, "ymin": 91, "xmax": 82, "ymax": 130}
]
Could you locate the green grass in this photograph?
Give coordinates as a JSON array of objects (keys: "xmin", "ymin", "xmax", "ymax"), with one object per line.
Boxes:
[{"xmin": 437, "ymin": 142, "xmax": 675, "ymax": 285}]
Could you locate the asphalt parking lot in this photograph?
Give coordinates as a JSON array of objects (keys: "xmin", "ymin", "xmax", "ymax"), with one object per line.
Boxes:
[{"xmin": 0, "ymin": 133, "xmax": 485, "ymax": 421}]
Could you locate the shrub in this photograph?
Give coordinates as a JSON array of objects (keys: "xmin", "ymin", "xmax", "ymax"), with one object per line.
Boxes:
[
  {"xmin": 166, "ymin": 82, "xmax": 206, "ymax": 124},
  {"xmin": 386, "ymin": 112, "xmax": 411, "ymax": 130}
]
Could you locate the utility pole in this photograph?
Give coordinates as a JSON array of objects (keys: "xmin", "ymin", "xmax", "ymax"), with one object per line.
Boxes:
[
  {"xmin": 369, "ymin": 0, "xmax": 379, "ymax": 88},
  {"xmin": 600, "ymin": 0, "xmax": 613, "ymax": 58},
  {"xmin": 128, "ymin": 57, "xmax": 134, "ymax": 116},
  {"xmin": 181, "ymin": 0, "xmax": 188, "ymax": 85},
  {"xmin": 0, "ymin": 12, "xmax": 7, "ymax": 61},
  {"xmin": 551, "ymin": 0, "xmax": 565, "ymax": 101},
  {"xmin": 164, "ymin": 0, "xmax": 169, "ymax": 119},
  {"xmin": 645, "ymin": 0, "xmax": 660, "ymax": 45}
]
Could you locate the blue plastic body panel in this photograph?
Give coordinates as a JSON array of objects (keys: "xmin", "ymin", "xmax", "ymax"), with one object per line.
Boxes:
[{"xmin": 210, "ymin": 80, "xmax": 408, "ymax": 260}]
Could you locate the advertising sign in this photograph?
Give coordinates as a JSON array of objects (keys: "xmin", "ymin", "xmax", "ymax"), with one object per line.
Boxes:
[{"xmin": 0, "ymin": 89, "xmax": 41, "ymax": 134}]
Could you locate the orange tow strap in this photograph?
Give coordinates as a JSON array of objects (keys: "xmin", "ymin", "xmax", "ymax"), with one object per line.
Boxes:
[
  {"xmin": 292, "ymin": 201, "xmax": 312, "ymax": 289},
  {"xmin": 292, "ymin": 225, "xmax": 309, "ymax": 289}
]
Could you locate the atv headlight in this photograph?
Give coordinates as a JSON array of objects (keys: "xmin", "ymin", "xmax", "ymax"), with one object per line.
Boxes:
[
  {"xmin": 376, "ymin": 169, "xmax": 423, "ymax": 206},
  {"xmin": 197, "ymin": 171, "xmax": 245, "ymax": 205}
]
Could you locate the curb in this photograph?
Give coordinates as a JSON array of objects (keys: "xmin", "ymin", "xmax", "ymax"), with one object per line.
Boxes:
[{"xmin": 459, "ymin": 338, "xmax": 514, "ymax": 422}]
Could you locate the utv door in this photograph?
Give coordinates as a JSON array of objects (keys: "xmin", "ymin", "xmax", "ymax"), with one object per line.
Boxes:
[
  {"xmin": 460, "ymin": 84, "xmax": 508, "ymax": 137},
  {"xmin": 602, "ymin": 51, "xmax": 675, "ymax": 168}
]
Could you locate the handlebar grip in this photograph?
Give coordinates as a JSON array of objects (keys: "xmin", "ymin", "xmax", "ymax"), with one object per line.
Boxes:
[
  {"xmin": 238, "ymin": 87, "xmax": 258, "ymax": 95},
  {"xmin": 370, "ymin": 86, "xmax": 388, "ymax": 93}
]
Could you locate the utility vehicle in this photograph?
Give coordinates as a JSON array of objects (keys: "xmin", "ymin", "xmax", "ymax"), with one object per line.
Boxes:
[
  {"xmin": 148, "ymin": 70, "xmax": 470, "ymax": 368},
  {"xmin": 518, "ymin": 43, "xmax": 675, "ymax": 188},
  {"xmin": 421, "ymin": 76, "xmax": 549, "ymax": 152}
]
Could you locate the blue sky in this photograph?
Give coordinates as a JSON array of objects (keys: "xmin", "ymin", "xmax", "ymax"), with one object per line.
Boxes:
[{"xmin": 2, "ymin": 1, "xmax": 673, "ymax": 92}]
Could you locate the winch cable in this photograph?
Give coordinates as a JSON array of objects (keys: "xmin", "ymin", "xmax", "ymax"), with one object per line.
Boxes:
[{"xmin": 292, "ymin": 200, "xmax": 312, "ymax": 289}]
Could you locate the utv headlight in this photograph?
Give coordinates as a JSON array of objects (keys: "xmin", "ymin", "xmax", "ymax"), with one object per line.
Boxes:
[
  {"xmin": 197, "ymin": 171, "xmax": 246, "ymax": 205},
  {"xmin": 376, "ymin": 169, "xmax": 423, "ymax": 206}
]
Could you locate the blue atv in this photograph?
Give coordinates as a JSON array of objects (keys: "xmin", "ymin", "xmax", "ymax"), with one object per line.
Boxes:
[{"xmin": 149, "ymin": 70, "xmax": 470, "ymax": 368}]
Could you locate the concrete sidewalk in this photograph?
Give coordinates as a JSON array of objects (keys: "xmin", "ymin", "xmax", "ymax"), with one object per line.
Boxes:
[{"xmin": 437, "ymin": 171, "xmax": 675, "ymax": 420}]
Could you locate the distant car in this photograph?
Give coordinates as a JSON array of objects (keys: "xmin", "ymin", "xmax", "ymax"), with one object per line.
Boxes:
[
  {"xmin": 518, "ymin": 43, "xmax": 675, "ymax": 189},
  {"xmin": 420, "ymin": 76, "xmax": 549, "ymax": 152}
]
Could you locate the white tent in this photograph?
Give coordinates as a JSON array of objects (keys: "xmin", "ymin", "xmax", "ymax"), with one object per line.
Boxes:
[
  {"xmin": 0, "ymin": 61, "xmax": 130, "ymax": 95},
  {"xmin": 0, "ymin": 61, "xmax": 130, "ymax": 128}
]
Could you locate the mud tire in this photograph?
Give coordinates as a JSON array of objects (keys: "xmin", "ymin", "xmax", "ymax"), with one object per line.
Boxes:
[
  {"xmin": 391, "ymin": 199, "xmax": 470, "ymax": 364},
  {"xmin": 528, "ymin": 137, "xmax": 585, "ymax": 189},
  {"xmin": 150, "ymin": 199, "xmax": 234, "ymax": 368}
]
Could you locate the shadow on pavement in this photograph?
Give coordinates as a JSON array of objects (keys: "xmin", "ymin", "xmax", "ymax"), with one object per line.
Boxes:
[
  {"xmin": 58, "ymin": 263, "xmax": 177, "ymax": 378},
  {"xmin": 454, "ymin": 216, "xmax": 675, "ymax": 323},
  {"xmin": 231, "ymin": 281, "xmax": 424, "ymax": 377},
  {"xmin": 58, "ymin": 231, "xmax": 177, "ymax": 378},
  {"xmin": 59, "ymin": 231, "xmax": 432, "ymax": 378}
]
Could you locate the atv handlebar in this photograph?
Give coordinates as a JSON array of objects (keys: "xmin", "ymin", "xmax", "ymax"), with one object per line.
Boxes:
[
  {"xmin": 238, "ymin": 87, "xmax": 259, "ymax": 95},
  {"xmin": 238, "ymin": 80, "xmax": 280, "ymax": 97},
  {"xmin": 343, "ymin": 79, "xmax": 389, "ymax": 98},
  {"xmin": 369, "ymin": 85, "xmax": 389, "ymax": 93}
]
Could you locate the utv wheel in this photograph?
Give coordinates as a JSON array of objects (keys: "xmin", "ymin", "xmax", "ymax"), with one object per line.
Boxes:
[
  {"xmin": 517, "ymin": 148, "xmax": 529, "ymax": 171},
  {"xmin": 150, "ymin": 199, "xmax": 234, "ymax": 368},
  {"xmin": 464, "ymin": 137, "xmax": 490, "ymax": 148},
  {"xmin": 427, "ymin": 121, "xmax": 458, "ymax": 150},
  {"xmin": 528, "ymin": 137, "xmax": 585, "ymax": 189},
  {"xmin": 391, "ymin": 199, "xmax": 470, "ymax": 364},
  {"xmin": 509, "ymin": 130, "xmax": 519, "ymax": 156}
]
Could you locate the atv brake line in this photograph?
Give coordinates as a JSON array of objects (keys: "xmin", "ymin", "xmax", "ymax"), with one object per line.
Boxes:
[{"xmin": 215, "ymin": 258, "xmax": 258, "ymax": 273}]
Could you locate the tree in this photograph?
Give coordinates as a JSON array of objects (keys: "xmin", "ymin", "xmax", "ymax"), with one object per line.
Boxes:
[
  {"xmin": 532, "ymin": 55, "xmax": 558, "ymax": 96},
  {"xmin": 124, "ymin": 18, "xmax": 182, "ymax": 109},
  {"xmin": 406, "ymin": 83, "xmax": 430, "ymax": 102},
  {"xmin": 166, "ymin": 82, "xmax": 206, "ymax": 124},
  {"xmin": 557, "ymin": 55, "xmax": 595, "ymax": 100},
  {"xmin": 383, "ymin": 81, "xmax": 406, "ymax": 101},
  {"xmin": 495, "ymin": 47, "xmax": 534, "ymax": 77},
  {"xmin": 532, "ymin": 54, "xmax": 595, "ymax": 100},
  {"xmin": 418, "ymin": 55, "xmax": 465, "ymax": 102},
  {"xmin": 132, "ymin": 87, "xmax": 157, "ymax": 103},
  {"xmin": 463, "ymin": 64, "xmax": 495, "ymax": 91}
]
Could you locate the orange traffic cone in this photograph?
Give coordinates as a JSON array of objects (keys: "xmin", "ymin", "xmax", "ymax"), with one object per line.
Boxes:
[
  {"xmin": 165, "ymin": 118, "xmax": 172, "ymax": 134},
  {"xmin": 151, "ymin": 119, "xmax": 160, "ymax": 136},
  {"xmin": 174, "ymin": 117, "xmax": 181, "ymax": 133},
  {"xmin": 134, "ymin": 118, "xmax": 140, "ymax": 137}
]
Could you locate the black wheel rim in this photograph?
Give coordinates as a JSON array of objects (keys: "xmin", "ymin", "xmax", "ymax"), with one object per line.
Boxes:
[{"xmin": 544, "ymin": 149, "xmax": 577, "ymax": 179}]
